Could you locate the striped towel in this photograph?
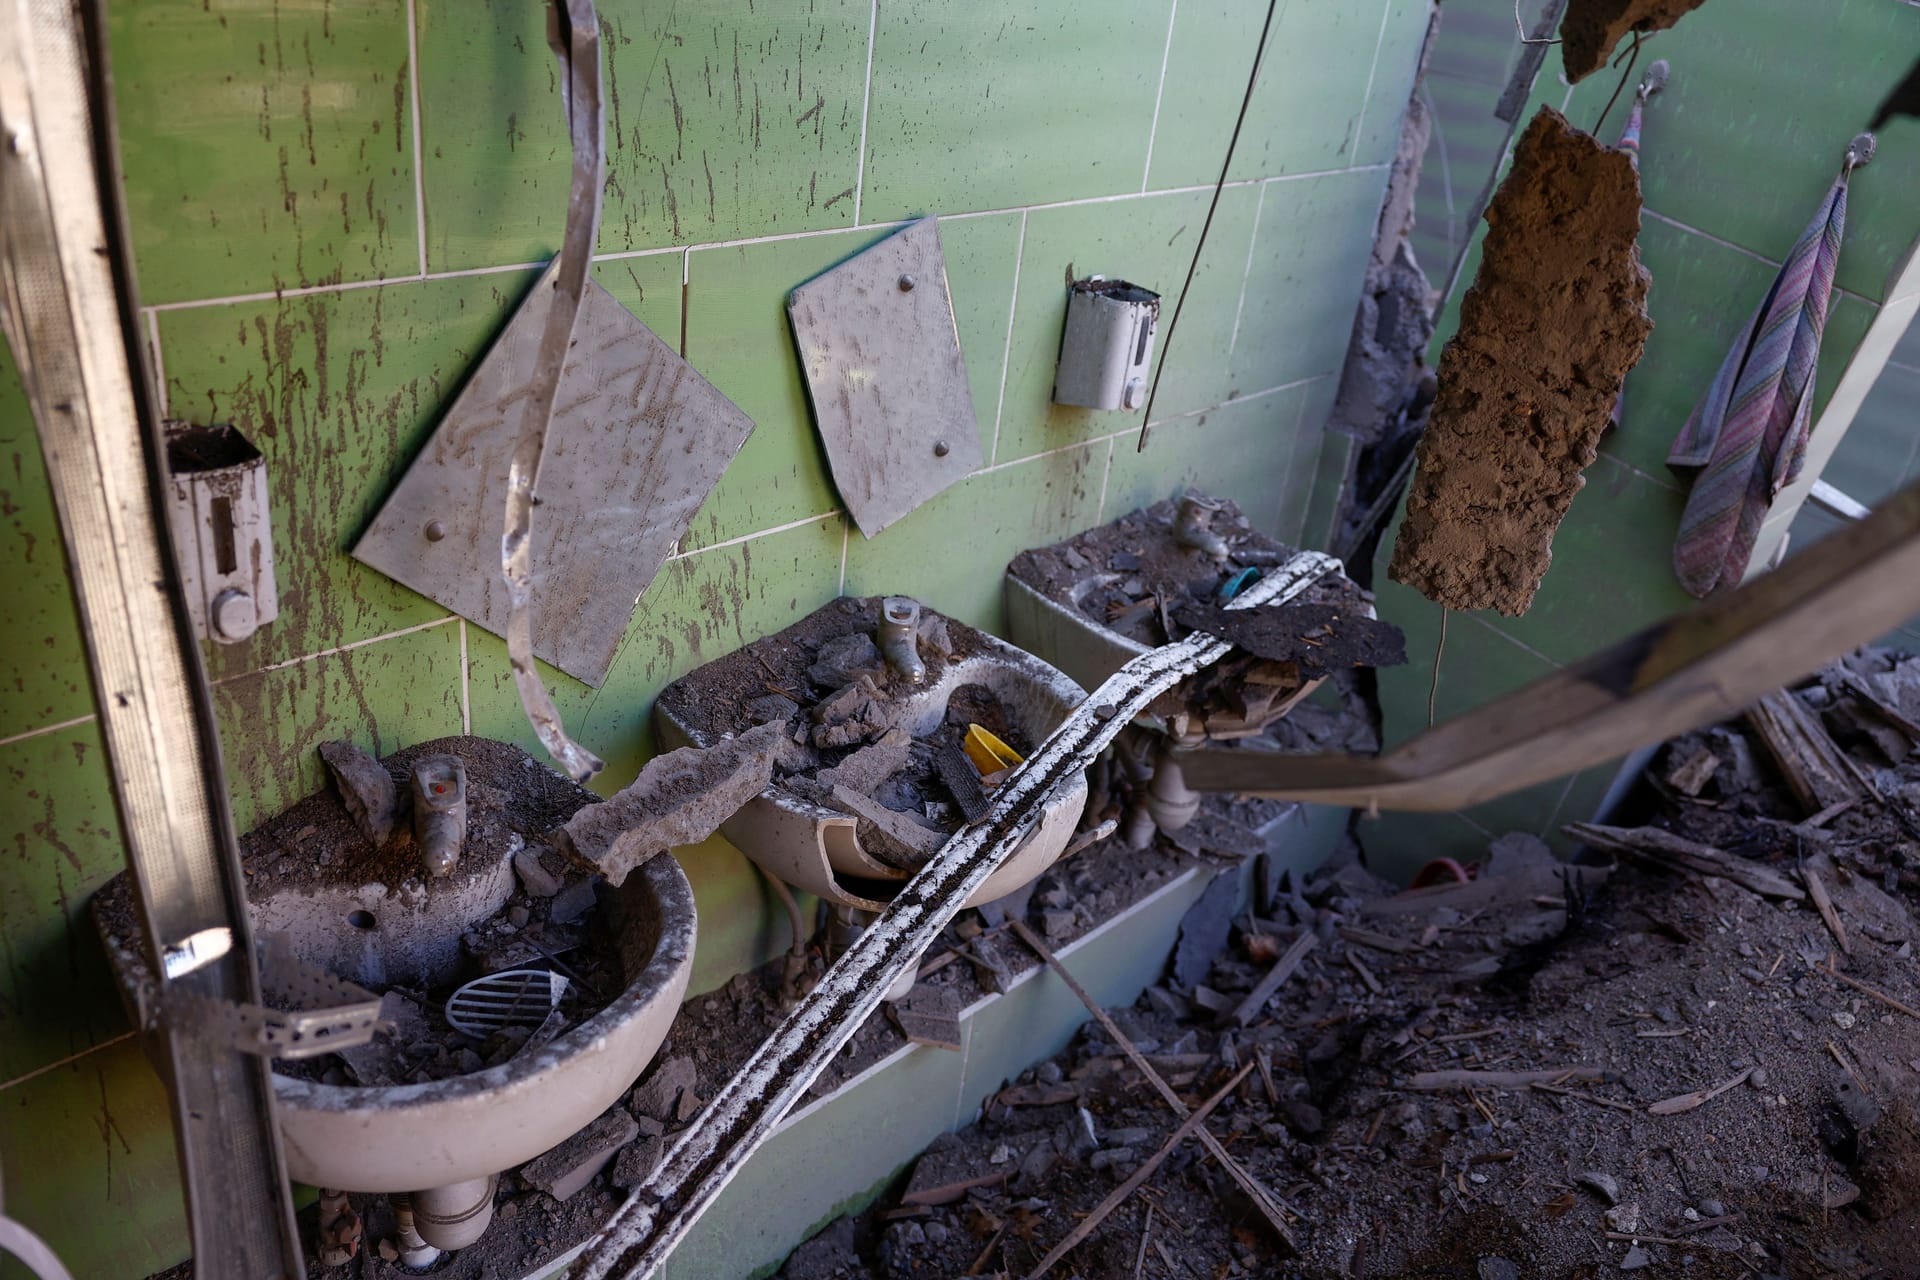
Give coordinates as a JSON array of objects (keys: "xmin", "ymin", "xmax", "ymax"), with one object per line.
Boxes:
[{"xmin": 1668, "ymin": 157, "xmax": 1857, "ymax": 598}]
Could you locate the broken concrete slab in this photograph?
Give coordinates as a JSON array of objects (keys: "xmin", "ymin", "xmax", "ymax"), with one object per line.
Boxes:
[
  {"xmin": 1388, "ymin": 107, "xmax": 1651, "ymax": 616},
  {"xmin": 817, "ymin": 727, "xmax": 913, "ymax": 796},
  {"xmin": 513, "ymin": 842, "xmax": 564, "ymax": 898},
  {"xmin": 889, "ymin": 983, "xmax": 962, "ymax": 1050},
  {"xmin": 1562, "ymin": 0, "xmax": 1708, "ymax": 83},
  {"xmin": 831, "ymin": 784, "xmax": 945, "ymax": 865},
  {"xmin": 319, "ymin": 740, "xmax": 398, "ymax": 847},
  {"xmin": 561, "ymin": 720, "xmax": 789, "ymax": 884},
  {"xmin": 808, "ymin": 632, "xmax": 886, "ymax": 689},
  {"xmin": 520, "ymin": 1107, "xmax": 639, "ymax": 1203},
  {"xmin": 631, "ymin": 1055, "xmax": 698, "ymax": 1123},
  {"xmin": 1172, "ymin": 868, "xmax": 1240, "ymax": 991}
]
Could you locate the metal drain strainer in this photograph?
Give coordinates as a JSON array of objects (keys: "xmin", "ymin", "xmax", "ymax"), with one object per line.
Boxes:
[{"xmin": 444, "ymin": 968, "xmax": 569, "ymax": 1037}]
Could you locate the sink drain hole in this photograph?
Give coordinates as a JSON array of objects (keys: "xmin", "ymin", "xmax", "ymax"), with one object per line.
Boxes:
[{"xmin": 347, "ymin": 909, "xmax": 377, "ymax": 931}]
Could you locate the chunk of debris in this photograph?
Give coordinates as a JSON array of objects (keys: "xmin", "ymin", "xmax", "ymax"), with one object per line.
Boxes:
[
  {"xmin": 561, "ymin": 721, "xmax": 790, "ymax": 884},
  {"xmin": 817, "ymin": 727, "xmax": 913, "ymax": 795},
  {"xmin": 1388, "ymin": 106, "xmax": 1651, "ymax": 616},
  {"xmin": 811, "ymin": 676, "xmax": 891, "ymax": 748},
  {"xmin": 1562, "ymin": 0, "xmax": 1709, "ymax": 83},
  {"xmin": 319, "ymin": 740, "xmax": 398, "ymax": 847},
  {"xmin": 808, "ymin": 632, "xmax": 886, "ymax": 689},
  {"xmin": 889, "ymin": 983, "xmax": 963, "ymax": 1050},
  {"xmin": 744, "ymin": 692, "xmax": 800, "ymax": 725},
  {"xmin": 519, "ymin": 1108, "xmax": 639, "ymax": 1203},
  {"xmin": 831, "ymin": 784, "xmax": 945, "ymax": 866},
  {"xmin": 631, "ymin": 1055, "xmax": 698, "ymax": 1124},
  {"xmin": 513, "ymin": 842, "xmax": 565, "ymax": 898},
  {"xmin": 902, "ymin": 1133, "xmax": 1011, "ymax": 1206}
]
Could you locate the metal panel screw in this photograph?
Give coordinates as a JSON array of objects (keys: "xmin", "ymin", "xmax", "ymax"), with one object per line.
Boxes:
[
  {"xmin": 933, "ymin": 440, "xmax": 950, "ymax": 457},
  {"xmin": 424, "ymin": 520, "xmax": 446, "ymax": 542},
  {"xmin": 897, "ymin": 274, "xmax": 915, "ymax": 292}
]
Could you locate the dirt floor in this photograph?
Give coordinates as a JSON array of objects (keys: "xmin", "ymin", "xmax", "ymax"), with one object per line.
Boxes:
[{"xmin": 776, "ymin": 652, "xmax": 1920, "ymax": 1280}]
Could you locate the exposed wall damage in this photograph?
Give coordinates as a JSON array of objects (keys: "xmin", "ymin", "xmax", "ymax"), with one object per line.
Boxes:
[
  {"xmin": 1388, "ymin": 107, "xmax": 1652, "ymax": 617},
  {"xmin": 1562, "ymin": 0, "xmax": 1711, "ymax": 82}
]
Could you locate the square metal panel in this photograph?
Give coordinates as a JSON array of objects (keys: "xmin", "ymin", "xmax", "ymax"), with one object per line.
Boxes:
[
  {"xmin": 352, "ymin": 268, "xmax": 755, "ymax": 686},
  {"xmin": 789, "ymin": 217, "xmax": 982, "ymax": 538}
]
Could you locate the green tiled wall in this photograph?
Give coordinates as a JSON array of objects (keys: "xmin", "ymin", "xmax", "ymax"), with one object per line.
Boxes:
[
  {"xmin": 1, "ymin": 2, "xmax": 1428, "ymax": 1275},
  {"xmin": 1369, "ymin": 0, "xmax": 1920, "ymax": 880}
]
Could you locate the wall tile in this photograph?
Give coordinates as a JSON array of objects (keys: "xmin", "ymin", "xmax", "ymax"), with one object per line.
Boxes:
[
  {"xmin": 467, "ymin": 514, "xmax": 845, "ymax": 794},
  {"xmin": 417, "ymin": 0, "xmax": 872, "ymax": 270},
  {"xmin": 1151, "ymin": 0, "xmax": 1398, "ymax": 189},
  {"xmin": 1300, "ymin": 428, "xmax": 1356, "ymax": 553},
  {"xmin": 0, "ymin": 724, "xmax": 129, "ymax": 1083},
  {"xmin": 0, "ymin": 1039, "xmax": 186, "ymax": 1280},
  {"xmin": 1104, "ymin": 384, "xmax": 1310, "ymax": 539},
  {"xmin": 860, "ymin": 0, "xmax": 1170, "ymax": 222},
  {"xmin": 213, "ymin": 622, "xmax": 466, "ymax": 832},
  {"xmin": 1350, "ymin": 0, "xmax": 1433, "ymax": 171},
  {"xmin": 1227, "ymin": 169, "xmax": 1388, "ymax": 397},
  {"xmin": 991, "ymin": 187, "xmax": 1226, "ymax": 467},
  {"xmin": 1372, "ymin": 575, "xmax": 1560, "ymax": 752},
  {"xmin": 0, "ymin": 340, "xmax": 91, "ymax": 739},
  {"xmin": 156, "ymin": 274, "xmax": 533, "ymax": 677},
  {"xmin": 937, "ymin": 214, "xmax": 1027, "ymax": 464},
  {"xmin": 680, "ymin": 232, "xmax": 883, "ymax": 550},
  {"xmin": 109, "ymin": 0, "xmax": 417, "ymax": 305},
  {"xmin": 1495, "ymin": 456, "xmax": 1694, "ymax": 666},
  {"xmin": 843, "ymin": 444, "xmax": 1103, "ymax": 636},
  {"xmin": 1558, "ymin": 0, "xmax": 1920, "ymax": 305}
]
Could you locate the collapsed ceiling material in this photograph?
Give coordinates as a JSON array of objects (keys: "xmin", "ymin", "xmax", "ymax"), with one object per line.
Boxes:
[
  {"xmin": 789, "ymin": 217, "xmax": 982, "ymax": 538},
  {"xmin": 1561, "ymin": 0, "xmax": 1710, "ymax": 82},
  {"xmin": 1388, "ymin": 106, "xmax": 1652, "ymax": 616},
  {"xmin": 352, "ymin": 267, "xmax": 754, "ymax": 687}
]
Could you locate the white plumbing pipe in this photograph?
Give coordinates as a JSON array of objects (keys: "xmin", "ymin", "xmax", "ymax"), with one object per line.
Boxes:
[{"xmin": 409, "ymin": 1176, "xmax": 495, "ymax": 1252}]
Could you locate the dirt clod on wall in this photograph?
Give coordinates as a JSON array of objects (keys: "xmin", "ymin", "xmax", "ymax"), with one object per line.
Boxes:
[
  {"xmin": 1562, "ymin": 0, "xmax": 1709, "ymax": 82},
  {"xmin": 1387, "ymin": 107, "xmax": 1651, "ymax": 617}
]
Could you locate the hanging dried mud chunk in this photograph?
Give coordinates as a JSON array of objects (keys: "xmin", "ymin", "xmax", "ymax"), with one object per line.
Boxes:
[
  {"xmin": 1562, "ymin": 0, "xmax": 1709, "ymax": 83},
  {"xmin": 1388, "ymin": 107, "xmax": 1651, "ymax": 616}
]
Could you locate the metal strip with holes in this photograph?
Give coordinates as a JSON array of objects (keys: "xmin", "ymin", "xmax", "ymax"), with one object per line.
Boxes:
[{"xmin": 0, "ymin": 3, "xmax": 301, "ymax": 1275}]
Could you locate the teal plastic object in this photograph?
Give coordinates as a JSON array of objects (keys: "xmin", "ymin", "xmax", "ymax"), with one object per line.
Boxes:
[{"xmin": 1217, "ymin": 566, "xmax": 1262, "ymax": 601}]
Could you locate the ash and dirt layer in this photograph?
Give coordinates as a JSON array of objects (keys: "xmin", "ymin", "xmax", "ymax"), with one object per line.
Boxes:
[
  {"xmin": 654, "ymin": 596, "xmax": 1034, "ymax": 870},
  {"xmin": 1562, "ymin": 0, "xmax": 1711, "ymax": 82},
  {"xmin": 779, "ymin": 665, "xmax": 1920, "ymax": 1279},
  {"xmin": 1008, "ymin": 497, "xmax": 1399, "ymax": 746},
  {"xmin": 1388, "ymin": 106, "xmax": 1653, "ymax": 617},
  {"xmin": 96, "ymin": 735, "xmax": 632, "ymax": 1090}
]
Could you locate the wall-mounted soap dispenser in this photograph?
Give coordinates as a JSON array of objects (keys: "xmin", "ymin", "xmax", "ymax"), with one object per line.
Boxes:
[
  {"xmin": 1052, "ymin": 276, "xmax": 1162, "ymax": 411},
  {"xmin": 164, "ymin": 421, "xmax": 278, "ymax": 645}
]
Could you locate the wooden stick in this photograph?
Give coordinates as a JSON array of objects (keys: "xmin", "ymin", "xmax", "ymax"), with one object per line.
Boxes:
[
  {"xmin": 963, "ymin": 1225, "xmax": 1006, "ymax": 1277},
  {"xmin": 1406, "ymin": 1066, "xmax": 1610, "ymax": 1091},
  {"xmin": 1530, "ymin": 1082, "xmax": 1639, "ymax": 1113},
  {"xmin": 1647, "ymin": 1067, "xmax": 1752, "ymax": 1116},
  {"xmin": 1132, "ymin": 1203, "xmax": 1153, "ymax": 1280},
  {"xmin": 1229, "ymin": 931, "xmax": 1319, "ymax": 1026},
  {"xmin": 1008, "ymin": 919, "xmax": 1299, "ymax": 1250},
  {"xmin": 1338, "ymin": 925, "xmax": 1419, "ymax": 954},
  {"xmin": 1024, "ymin": 1061, "xmax": 1256, "ymax": 1279},
  {"xmin": 1803, "ymin": 864, "xmax": 1851, "ymax": 955},
  {"xmin": 1825, "ymin": 960, "xmax": 1920, "ymax": 1020},
  {"xmin": 1565, "ymin": 822, "xmax": 1806, "ymax": 901},
  {"xmin": 1346, "ymin": 949, "xmax": 1385, "ymax": 995}
]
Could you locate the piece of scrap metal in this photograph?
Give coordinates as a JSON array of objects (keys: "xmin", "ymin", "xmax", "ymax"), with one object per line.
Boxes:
[
  {"xmin": 0, "ymin": 1, "xmax": 304, "ymax": 1273},
  {"xmin": 357, "ymin": 2, "xmax": 753, "ymax": 725},
  {"xmin": 789, "ymin": 217, "xmax": 983, "ymax": 537},
  {"xmin": 573, "ymin": 553, "xmax": 1344, "ymax": 1279}
]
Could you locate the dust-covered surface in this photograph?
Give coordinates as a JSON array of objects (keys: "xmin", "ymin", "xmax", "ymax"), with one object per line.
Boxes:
[
  {"xmin": 1562, "ymin": 0, "xmax": 1711, "ymax": 82},
  {"xmin": 776, "ymin": 660, "xmax": 1920, "ymax": 1280},
  {"xmin": 654, "ymin": 596, "xmax": 1040, "ymax": 868},
  {"xmin": 1388, "ymin": 106, "xmax": 1652, "ymax": 616},
  {"xmin": 1009, "ymin": 497, "xmax": 1400, "ymax": 746}
]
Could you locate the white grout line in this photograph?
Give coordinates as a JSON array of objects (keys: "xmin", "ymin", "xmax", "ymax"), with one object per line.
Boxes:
[
  {"xmin": 1464, "ymin": 609, "xmax": 1564, "ymax": 669},
  {"xmin": 145, "ymin": 309, "xmax": 168, "ymax": 416},
  {"xmin": 1095, "ymin": 437, "xmax": 1116, "ymax": 521},
  {"xmin": 851, "ymin": 0, "xmax": 879, "ymax": 227},
  {"xmin": 837, "ymin": 514, "xmax": 851, "ymax": 596},
  {"xmin": 1888, "ymin": 359, "xmax": 1920, "ymax": 376},
  {"xmin": 1141, "ymin": 0, "xmax": 1180, "ymax": 193},
  {"xmin": 1226, "ymin": 181, "xmax": 1267, "ymax": 357},
  {"xmin": 989, "ymin": 210, "xmax": 1027, "ymax": 466},
  {"xmin": 1597, "ymin": 451, "xmax": 1683, "ymax": 494},
  {"xmin": 1348, "ymin": 0, "xmax": 1395, "ymax": 160},
  {"xmin": 0, "ymin": 713, "xmax": 99, "ymax": 750},
  {"xmin": 458, "ymin": 620, "xmax": 471, "ymax": 733},
  {"xmin": 211, "ymin": 615, "xmax": 460, "ymax": 683},
  {"xmin": 670, "ymin": 509, "xmax": 843, "ymax": 562},
  {"xmin": 404, "ymin": 0, "xmax": 430, "ymax": 277},
  {"xmin": 140, "ymin": 171, "xmax": 1388, "ymax": 314},
  {"xmin": 0, "ymin": 1032, "xmax": 136, "ymax": 1094}
]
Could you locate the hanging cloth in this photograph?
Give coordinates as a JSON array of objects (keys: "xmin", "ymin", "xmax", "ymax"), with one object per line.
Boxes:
[
  {"xmin": 1668, "ymin": 133, "xmax": 1874, "ymax": 598},
  {"xmin": 1610, "ymin": 60, "xmax": 1668, "ymax": 430}
]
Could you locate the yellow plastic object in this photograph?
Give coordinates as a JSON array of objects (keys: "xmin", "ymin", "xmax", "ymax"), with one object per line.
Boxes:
[{"xmin": 963, "ymin": 724, "xmax": 1023, "ymax": 777}]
